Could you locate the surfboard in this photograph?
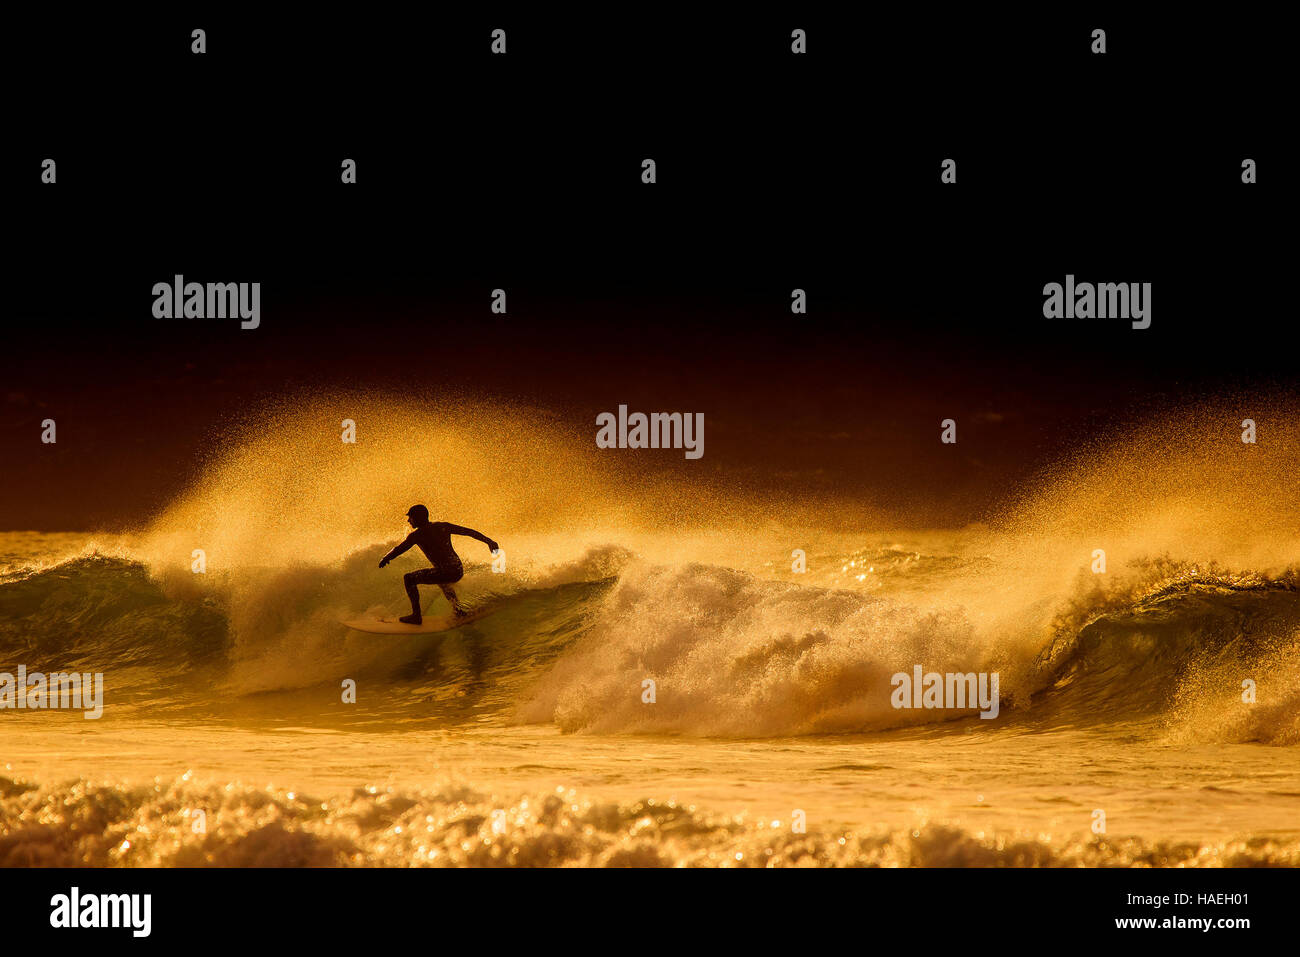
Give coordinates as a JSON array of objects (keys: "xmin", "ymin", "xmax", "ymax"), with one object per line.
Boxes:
[{"xmin": 341, "ymin": 608, "xmax": 492, "ymax": 635}]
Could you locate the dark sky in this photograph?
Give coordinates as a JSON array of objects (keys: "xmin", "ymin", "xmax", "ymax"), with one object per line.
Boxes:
[{"xmin": 2, "ymin": 13, "xmax": 1289, "ymax": 529}]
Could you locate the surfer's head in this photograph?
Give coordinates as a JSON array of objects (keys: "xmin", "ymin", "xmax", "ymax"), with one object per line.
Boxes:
[{"xmin": 406, "ymin": 504, "xmax": 429, "ymax": 527}]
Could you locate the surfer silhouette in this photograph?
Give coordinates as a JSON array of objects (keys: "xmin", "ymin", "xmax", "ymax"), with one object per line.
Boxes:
[{"xmin": 378, "ymin": 505, "xmax": 499, "ymax": 625}]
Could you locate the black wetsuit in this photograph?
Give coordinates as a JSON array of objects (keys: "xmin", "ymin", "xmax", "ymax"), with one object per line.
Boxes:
[
  {"xmin": 382, "ymin": 521, "xmax": 496, "ymax": 619},
  {"xmin": 394, "ymin": 521, "xmax": 475, "ymax": 592}
]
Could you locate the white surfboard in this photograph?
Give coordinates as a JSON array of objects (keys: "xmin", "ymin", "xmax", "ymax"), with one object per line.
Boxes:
[{"xmin": 341, "ymin": 608, "xmax": 492, "ymax": 635}]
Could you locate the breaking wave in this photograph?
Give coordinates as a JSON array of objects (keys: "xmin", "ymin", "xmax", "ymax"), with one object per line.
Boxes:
[
  {"xmin": 3, "ymin": 548, "xmax": 1296, "ymax": 744},
  {"xmin": 1, "ymin": 394, "xmax": 1296, "ymax": 741}
]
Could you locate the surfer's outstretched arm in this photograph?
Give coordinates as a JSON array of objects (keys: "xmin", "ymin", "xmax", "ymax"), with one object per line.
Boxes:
[
  {"xmin": 378, "ymin": 533, "xmax": 416, "ymax": 568},
  {"xmin": 445, "ymin": 524, "xmax": 499, "ymax": 553}
]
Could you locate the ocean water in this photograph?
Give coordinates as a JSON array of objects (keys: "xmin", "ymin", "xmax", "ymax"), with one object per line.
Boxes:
[{"xmin": 1, "ymin": 398, "xmax": 1298, "ymax": 866}]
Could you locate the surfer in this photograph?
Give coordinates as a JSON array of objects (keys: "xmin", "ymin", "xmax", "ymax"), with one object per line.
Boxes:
[{"xmin": 378, "ymin": 505, "xmax": 499, "ymax": 625}]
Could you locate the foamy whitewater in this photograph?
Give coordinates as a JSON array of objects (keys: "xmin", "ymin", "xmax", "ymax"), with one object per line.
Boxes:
[{"xmin": 2, "ymin": 396, "xmax": 1297, "ymax": 866}]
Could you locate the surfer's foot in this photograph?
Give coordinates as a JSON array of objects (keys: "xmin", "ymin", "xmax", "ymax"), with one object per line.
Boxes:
[
  {"xmin": 399, "ymin": 613, "xmax": 422, "ymax": 625},
  {"xmin": 452, "ymin": 607, "xmax": 470, "ymax": 619}
]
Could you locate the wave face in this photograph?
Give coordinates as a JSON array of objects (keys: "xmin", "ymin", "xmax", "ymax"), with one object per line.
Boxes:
[
  {"xmin": 3, "ymin": 549, "xmax": 1296, "ymax": 745},
  {"xmin": 1, "ymin": 395, "xmax": 1297, "ymax": 742},
  {"xmin": 0, "ymin": 549, "xmax": 615, "ymax": 723},
  {"xmin": 518, "ymin": 560, "xmax": 1300, "ymax": 741}
]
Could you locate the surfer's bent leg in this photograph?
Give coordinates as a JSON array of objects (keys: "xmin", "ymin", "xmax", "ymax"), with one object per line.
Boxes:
[
  {"xmin": 402, "ymin": 565, "xmax": 466, "ymax": 623},
  {"xmin": 439, "ymin": 563, "xmax": 467, "ymax": 617},
  {"xmin": 402, "ymin": 570, "xmax": 432, "ymax": 622},
  {"xmin": 439, "ymin": 584, "xmax": 463, "ymax": 616}
]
